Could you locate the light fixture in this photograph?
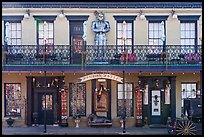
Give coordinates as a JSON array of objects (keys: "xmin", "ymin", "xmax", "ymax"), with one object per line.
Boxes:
[
  {"xmin": 171, "ymin": 10, "xmax": 177, "ymax": 19},
  {"xmin": 139, "ymin": 10, "xmax": 145, "ymax": 20},
  {"xmin": 24, "ymin": 9, "xmax": 30, "ymax": 19},
  {"xmin": 58, "ymin": 10, "xmax": 65, "ymax": 18}
]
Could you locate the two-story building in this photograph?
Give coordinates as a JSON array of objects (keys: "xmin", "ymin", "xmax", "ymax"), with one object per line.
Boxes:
[{"xmin": 2, "ymin": 2, "xmax": 202, "ymax": 128}]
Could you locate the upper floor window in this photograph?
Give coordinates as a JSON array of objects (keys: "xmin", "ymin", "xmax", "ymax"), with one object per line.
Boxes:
[
  {"xmin": 38, "ymin": 21, "xmax": 54, "ymax": 45},
  {"xmin": 181, "ymin": 82, "xmax": 197, "ymax": 107},
  {"xmin": 117, "ymin": 21, "xmax": 133, "ymax": 53},
  {"xmin": 148, "ymin": 22, "xmax": 164, "ymax": 45},
  {"xmin": 114, "ymin": 16, "xmax": 136, "ymax": 54},
  {"xmin": 4, "ymin": 83, "xmax": 21, "ymax": 117},
  {"xmin": 180, "ymin": 22, "xmax": 196, "ymax": 45},
  {"xmin": 5, "ymin": 22, "xmax": 22, "ymax": 45},
  {"xmin": 117, "ymin": 83, "xmax": 134, "ymax": 117}
]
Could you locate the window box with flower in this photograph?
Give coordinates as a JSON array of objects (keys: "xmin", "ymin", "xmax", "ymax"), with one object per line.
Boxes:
[{"xmin": 73, "ymin": 114, "xmax": 81, "ymax": 127}]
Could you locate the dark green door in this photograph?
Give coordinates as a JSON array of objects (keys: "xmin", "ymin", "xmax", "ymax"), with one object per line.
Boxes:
[{"xmin": 38, "ymin": 93, "xmax": 54, "ymax": 125}]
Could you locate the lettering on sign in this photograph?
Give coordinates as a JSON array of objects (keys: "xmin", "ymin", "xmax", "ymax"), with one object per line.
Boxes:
[{"xmin": 79, "ymin": 74, "xmax": 123, "ymax": 83}]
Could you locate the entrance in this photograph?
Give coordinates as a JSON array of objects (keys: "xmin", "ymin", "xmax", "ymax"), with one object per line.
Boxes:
[
  {"xmin": 37, "ymin": 92, "xmax": 54, "ymax": 125},
  {"xmin": 140, "ymin": 76, "xmax": 175, "ymax": 125},
  {"xmin": 91, "ymin": 79, "xmax": 111, "ymax": 119},
  {"xmin": 150, "ymin": 90, "xmax": 161, "ymax": 124},
  {"xmin": 70, "ymin": 21, "xmax": 83, "ymax": 64}
]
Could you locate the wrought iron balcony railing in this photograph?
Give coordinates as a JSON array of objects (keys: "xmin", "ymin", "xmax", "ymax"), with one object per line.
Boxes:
[{"xmin": 2, "ymin": 45, "xmax": 202, "ymax": 66}]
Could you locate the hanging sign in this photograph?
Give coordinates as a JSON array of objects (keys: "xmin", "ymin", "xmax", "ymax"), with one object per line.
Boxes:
[
  {"xmin": 60, "ymin": 86, "xmax": 68, "ymax": 127},
  {"xmin": 135, "ymin": 84, "xmax": 143, "ymax": 126},
  {"xmin": 79, "ymin": 74, "xmax": 123, "ymax": 83}
]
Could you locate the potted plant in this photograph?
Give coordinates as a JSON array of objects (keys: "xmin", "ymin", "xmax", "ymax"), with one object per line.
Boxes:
[
  {"xmin": 6, "ymin": 117, "xmax": 15, "ymax": 127},
  {"xmin": 73, "ymin": 114, "xmax": 81, "ymax": 128},
  {"xmin": 119, "ymin": 116, "xmax": 124, "ymax": 128}
]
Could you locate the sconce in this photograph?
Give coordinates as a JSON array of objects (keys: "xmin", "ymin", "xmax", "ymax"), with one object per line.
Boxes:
[
  {"xmin": 24, "ymin": 9, "xmax": 30, "ymax": 19},
  {"xmin": 139, "ymin": 10, "xmax": 145, "ymax": 20},
  {"xmin": 171, "ymin": 10, "xmax": 177, "ymax": 19},
  {"xmin": 58, "ymin": 10, "xmax": 65, "ymax": 18}
]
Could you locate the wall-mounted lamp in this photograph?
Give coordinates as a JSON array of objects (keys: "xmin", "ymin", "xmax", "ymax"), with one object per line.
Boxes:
[
  {"xmin": 58, "ymin": 10, "xmax": 65, "ymax": 18},
  {"xmin": 171, "ymin": 10, "xmax": 177, "ymax": 19},
  {"xmin": 139, "ymin": 10, "xmax": 145, "ymax": 20},
  {"xmin": 24, "ymin": 9, "xmax": 30, "ymax": 19}
]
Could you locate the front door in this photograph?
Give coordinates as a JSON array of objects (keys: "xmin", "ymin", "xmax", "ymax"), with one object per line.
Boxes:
[
  {"xmin": 38, "ymin": 92, "xmax": 54, "ymax": 125},
  {"xmin": 150, "ymin": 90, "xmax": 161, "ymax": 124},
  {"xmin": 70, "ymin": 21, "xmax": 83, "ymax": 64}
]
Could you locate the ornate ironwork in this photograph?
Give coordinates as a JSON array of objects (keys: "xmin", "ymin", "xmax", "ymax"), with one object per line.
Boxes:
[{"xmin": 2, "ymin": 45, "xmax": 202, "ymax": 65}]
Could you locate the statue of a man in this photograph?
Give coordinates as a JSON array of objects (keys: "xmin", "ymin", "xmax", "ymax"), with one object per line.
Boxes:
[{"xmin": 92, "ymin": 11, "xmax": 110, "ymax": 62}]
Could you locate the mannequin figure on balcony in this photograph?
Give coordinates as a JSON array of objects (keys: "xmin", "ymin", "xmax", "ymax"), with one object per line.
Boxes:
[{"xmin": 92, "ymin": 11, "xmax": 110, "ymax": 63}]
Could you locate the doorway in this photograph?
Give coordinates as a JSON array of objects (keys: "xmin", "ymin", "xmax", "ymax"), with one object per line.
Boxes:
[
  {"xmin": 70, "ymin": 21, "xmax": 83, "ymax": 64},
  {"xmin": 37, "ymin": 92, "xmax": 54, "ymax": 125},
  {"xmin": 91, "ymin": 79, "xmax": 111, "ymax": 120}
]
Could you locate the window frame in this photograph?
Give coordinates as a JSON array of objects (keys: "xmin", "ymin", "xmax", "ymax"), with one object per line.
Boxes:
[
  {"xmin": 4, "ymin": 21, "xmax": 22, "ymax": 45},
  {"xmin": 4, "ymin": 83, "xmax": 22, "ymax": 117},
  {"xmin": 116, "ymin": 20, "xmax": 134, "ymax": 53},
  {"xmin": 180, "ymin": 21, "xmax": 197, "ymax": 46},
  {"xmin": 148, "ymin": 20, "xmax": 165, "ymax": 46},
  {"xmin": 69, "ymin": 82, "xmax": 86, "ymax": 117},
  {"xmin": 116, "ymin": 82, "xmax": 134, "ymax": 117},
  {"xmin": 181, "ymin": 82, "xmax": 198, "ymax": 108}
]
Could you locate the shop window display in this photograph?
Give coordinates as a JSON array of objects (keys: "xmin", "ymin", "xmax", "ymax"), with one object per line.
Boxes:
[{"xmin": 5, "ymin": 83, "xmax": 21, "ymax": 117}]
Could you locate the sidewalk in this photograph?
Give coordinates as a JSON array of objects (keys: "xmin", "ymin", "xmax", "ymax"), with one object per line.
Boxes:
[{"xmin": 2, "ymin": 125, "xmax": 170, "ymax": 135}]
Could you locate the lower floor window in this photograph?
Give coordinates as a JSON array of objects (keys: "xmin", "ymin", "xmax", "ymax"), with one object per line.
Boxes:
[
  {"xmin": 5, "ymin": 83, "xmax": 21, "ymax": 117},
  {"xmin": 181, "ymin": 82, "xmax": 197, "ymax": 107},
  {"xmin": 117, "ymin": 83, "xmax": 133, "ymax": 117},
  {"xmin": 69, "ymin": 83, "xmax": 86, "ymax": 116}
]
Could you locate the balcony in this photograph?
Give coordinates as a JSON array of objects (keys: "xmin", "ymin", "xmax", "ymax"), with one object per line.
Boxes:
[{"xmin": 2, "ymin": 45, "xmax": 202, "ymax": 72}]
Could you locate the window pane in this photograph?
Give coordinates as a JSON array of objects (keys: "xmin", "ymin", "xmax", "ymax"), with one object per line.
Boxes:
[
  {"xmin": 149, "ymin": 39, "xmax": 154, "ymax": 45},
  {"xmin": 181, "ymin": 31, "xmax": 185, "ymax": 38},
  {"xmin": 17, "ymin": 23, "xmax": 21, "ymax": 30},
  {"xmin": 190, "ymin": 23, "xmax": 195, "ymax": 31},
  {"xmin": 186, "ymin": 31, "xmax": 190, "ymax": 38},
  {"xmin": 127, "ymin": 31, "xmax": 132, "ymax": 38},
  {"xmin": 181, "ymin": 39, "xmax": 185, "ymax": 45},
  {"xmin": 190, "ymin": 31, "xmax": 195, "ymax": 38},
  {"xmin": 118, "ymin": 92, "xmax": 123, "ymax": 99},
  {"xmin": 186, "ymin": 23, "xmax": 190, "ymax": 30},
  {"xmin": 154, "ymin": 23, "xmax": 159, "ymax": 30},
  {"xmin": 17, "ymin": 39, "xmax": 21, "ymax": 45},
  {"xmin": 117, "ymin": 31, "xmax": 122, "ymax": 38},
  {"xmin": 39, "ymin": 39, "xmax": 44, "ymax": 45},
  {"xmin": 149, "ymin": 23, "xmax": 153, "ymax": 30},
  {"xmin": 117, "ymin": 39, "xmax": 123, "ymax": 45},
  {"xmin": 149, "ymin": 30, "xmax": 154, "ymax": 38},
  {"xmin": 39, "ymin": 24, "xmax": 44, "ymax": 30},
  {"xmin": 117, "ymin": 23, "xmax": 122, "ymax": 30},
  {"xmin": 11, "ymin": 31, "xmax": 16, "ymax": 38},
  {"xmin": 48, "ymin": 23, "xmax": 53, "ymax": 30},
  {"xmin": 154, "ymin": 31, "xmax": 159, "ymax": 38},
  {"xmin": 48, "ymin": 31, "xmax": 53, "ymax": 38},
  {"xmin": 125, "ymin": 39, "xmax": 132, "ymax": 45},
  {"xmin": 17, "ymin": 31, "xmax": 21, "ymax": 38},
  {"xmin": 11, "ymin": 24, "xmax": 17, "ymax": 30},
  {"xmin": 181, "ymin": 24, "xmax": 185, "ymax": 30},
  {"xmin": 11, "ymin": 39, "xmax": 17, "ymax": 45},
  {"xmin": 39, "ymin": 31, "xmax": 44, "ymax": 38},
  {"xmin": 127, "ymin": 23, "xmax": 132, "ymax": 30},
  {"xmin": 159, "ymin": 39, "xmax": 163, "ymax": 45}
]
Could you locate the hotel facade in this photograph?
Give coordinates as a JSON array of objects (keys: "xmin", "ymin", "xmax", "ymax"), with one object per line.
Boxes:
[{"xmin": 2, "ymin": 2, "xmax": 202, "ymax": 127}]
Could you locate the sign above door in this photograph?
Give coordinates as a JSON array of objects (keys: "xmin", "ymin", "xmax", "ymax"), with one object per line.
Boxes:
[{"xmin": 79, "ymin": 73, "xmax": 123, "ymax": 83}]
